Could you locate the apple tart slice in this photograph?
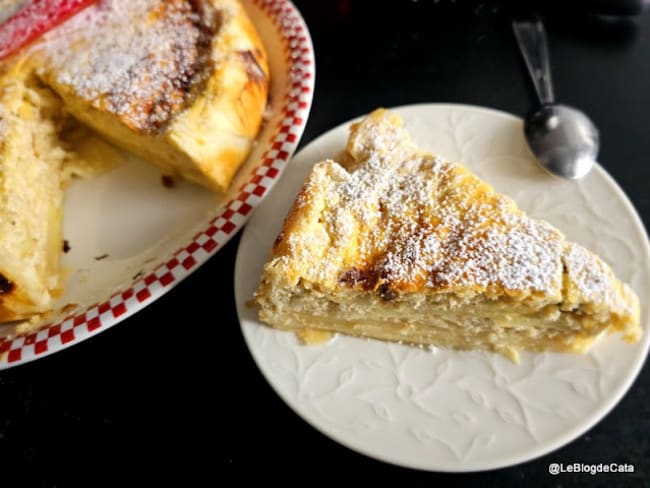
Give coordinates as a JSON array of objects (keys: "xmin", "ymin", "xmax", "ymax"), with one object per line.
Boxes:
[{"xmin": 255, "ymin": 109, "xmax": 641, "ymax": 360}]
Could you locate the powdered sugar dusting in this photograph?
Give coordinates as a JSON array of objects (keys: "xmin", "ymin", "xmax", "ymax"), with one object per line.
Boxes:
[
  {"xmin": 563, "ymin": 242, "xmax": 625, "ymax": 310},
  {"xmin": 284, "ymin": 110, "xmax": 633, "ymax": 316},
  {"xmin": 38, "ymin": 0, "xmax": 216, "ymax": 133},
  {"xmin": 306, "ymin": 114, "xmax": 563, "ymax": 297}
]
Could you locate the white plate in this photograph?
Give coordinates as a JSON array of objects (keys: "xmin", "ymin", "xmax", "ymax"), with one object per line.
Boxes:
[
  {"xmin": 0, "ymin": 0, "xmax": 315, "ymax": 368},
  {"xmin": 235, "ymin": 104, "xmax": 650, "ymax": 472}
]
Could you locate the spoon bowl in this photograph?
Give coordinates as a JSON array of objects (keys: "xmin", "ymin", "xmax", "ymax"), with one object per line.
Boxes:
[
  {"xmin": 524, "ymin": 104, "xmax": 599, "ymax": 179},
  {"xmin": 513, "ymin": 17, "xmax": 599, "ymax": 179}
]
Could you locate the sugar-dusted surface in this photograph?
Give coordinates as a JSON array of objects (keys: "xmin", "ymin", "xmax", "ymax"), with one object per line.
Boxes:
[
  {"xmin": 279, "ymin": 110, "xmax": 636, "ymax": 319},
  {"xmin": 39, "ymin": 0, "xmax": 217, "ymax": 133}
]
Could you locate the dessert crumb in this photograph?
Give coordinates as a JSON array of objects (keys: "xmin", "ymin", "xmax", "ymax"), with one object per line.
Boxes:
[{"xmin": 161, "ymin": 175, "xmax": 175, "ymax": 188}]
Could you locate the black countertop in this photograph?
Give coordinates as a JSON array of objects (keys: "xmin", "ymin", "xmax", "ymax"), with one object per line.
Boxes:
[{"xmin": 1, "ymin": 1, "xmax": 649, "ymax": 486}]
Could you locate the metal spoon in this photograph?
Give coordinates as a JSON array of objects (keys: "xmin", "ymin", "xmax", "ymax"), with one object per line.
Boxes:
[{"xmin": 513, "ymin": 17, "xmax": 599, "ymax": 179}]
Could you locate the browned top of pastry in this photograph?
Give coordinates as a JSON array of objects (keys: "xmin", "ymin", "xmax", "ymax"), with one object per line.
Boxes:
[{"xmin": 38, "ymin": 0, "xmax": 219, "ymax": 134}]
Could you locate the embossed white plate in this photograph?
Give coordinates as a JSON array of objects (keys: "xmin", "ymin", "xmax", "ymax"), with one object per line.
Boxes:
[{"xmin": 235, "ymin": 104, "xmax": 650, "ymax": 472}]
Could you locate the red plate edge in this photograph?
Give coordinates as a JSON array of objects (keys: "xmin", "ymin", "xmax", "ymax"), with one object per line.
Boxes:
[{"xmin": 0, "ymin": 0, "xmax": 315, "ymax": 369}]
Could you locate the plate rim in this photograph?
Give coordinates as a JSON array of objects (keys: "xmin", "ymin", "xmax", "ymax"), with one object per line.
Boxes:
[
  {"xmin": 0, "ymin": 0, "xmax": 315, "ymax": 369},
  {"xmin": 235, "ymin": 102, "xmax": 650, "ymax": 472}
]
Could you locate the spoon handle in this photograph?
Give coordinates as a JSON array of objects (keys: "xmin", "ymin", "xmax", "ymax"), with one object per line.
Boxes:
[{"xmin": 513, "ymin": 17, "xmax": 555, "ymax": 106}]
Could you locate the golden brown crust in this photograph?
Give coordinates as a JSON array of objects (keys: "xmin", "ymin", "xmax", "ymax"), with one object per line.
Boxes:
[{"xmin": 167, "ymin": 4, "xmax": 270, "ymax": 191}]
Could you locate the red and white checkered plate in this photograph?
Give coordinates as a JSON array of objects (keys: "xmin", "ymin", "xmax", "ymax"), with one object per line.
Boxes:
[{"xmin": 0, "ymin": 0, "xmax": 314, "ymax": 368}]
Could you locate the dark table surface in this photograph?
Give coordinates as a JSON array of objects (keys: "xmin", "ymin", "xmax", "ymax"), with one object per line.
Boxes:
[{"xmin": 1, "ymin": 1, "xmax": 650, "ymax": 486}]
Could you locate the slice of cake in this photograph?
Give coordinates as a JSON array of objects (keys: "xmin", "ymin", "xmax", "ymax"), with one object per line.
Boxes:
[
  {"xmin": 255, "ymin": 109, "xmax": 641, "ymax": 360},
  {"xmin": 0, "ymin": 60, "xmax": 66, "ymax": 321}
]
